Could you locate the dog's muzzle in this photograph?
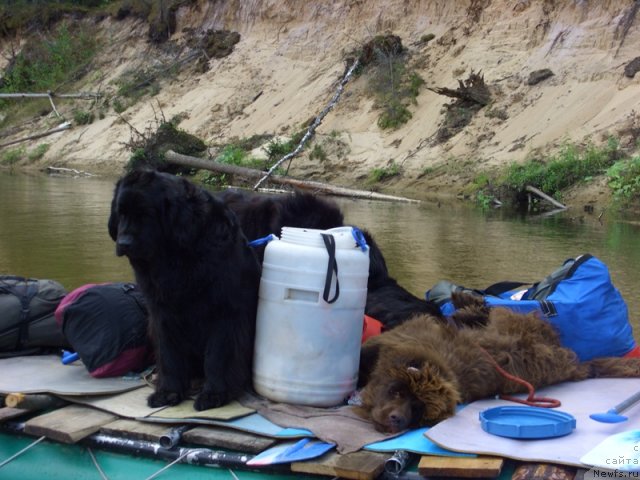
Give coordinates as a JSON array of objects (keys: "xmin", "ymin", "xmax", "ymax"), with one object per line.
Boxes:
[{"xmin": 115, "ymin": 235, "xmax": 134, "ymax": 257}]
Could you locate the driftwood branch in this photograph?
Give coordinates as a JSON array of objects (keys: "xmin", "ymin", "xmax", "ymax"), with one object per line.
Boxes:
[
  {"xmin": 46, "ymin": 166, "xmax": 95, "ymax": 177},
  {"xmin": 525, "ymin": 185, "xmax": 567, "ymax": 210},
  {"xmin": 0, "ymin": 92, "xmax": 101, "ymax": 121},
  {"xmin": 428, "ymin": 70, "xmax": 491, "ymax": 106},
  {"xmin": 165, "ymin": 150, "xmax": 420, "ymax": 203},
  {"xmin": 0, "ymin": 122, "xmax": 71, "ymax": 149},
  {"xmin": 253, "ymin": 58, "xmax": 361, "ymax": 190},
  {"xmin": 0, "ymin": 92, "xmax": 101, "ymax": 100}
]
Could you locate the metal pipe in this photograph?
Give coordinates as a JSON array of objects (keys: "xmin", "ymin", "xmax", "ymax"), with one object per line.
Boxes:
[
  {"xmin": 384, "ymin": 450, "xmax": 412, "ymax": 475},
  {"xmin": 158, "ymin": 425, "xmax": 191, "ymax": 449}
]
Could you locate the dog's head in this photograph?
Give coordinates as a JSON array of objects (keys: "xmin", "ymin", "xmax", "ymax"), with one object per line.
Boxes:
[
  {"xmin": 108, "ymin": 170, "xmax": 240, "ymax": 261},
  {"xmin": 359, "ymin": 350, "xmax": 461, "ymax": 433}
]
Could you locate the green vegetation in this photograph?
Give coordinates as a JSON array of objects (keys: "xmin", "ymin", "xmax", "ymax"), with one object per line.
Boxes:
[
  {"xmin": 0, "ymin": 1, "xmax": 193, "ymax": 43},
  {"xmin": 113, "ymin": 64, "xmax": 167, "ymax": 113},
  {"xmin": 1, "ymin": 147, "xmax": 26, "ymax": 166},
  {"xmin": 369, "ymin": 161, "xmax": 400, "ymax": 183},
  {"xmin": 27, "ymin": 143, "xmax": 50, "ymax": 162},
  {"xmin": 0, "ymin": 21, "xmax": 99, "ymax": 126},
  {"xmin": 467, "ymin": 138, "xmax": 636, "ymax": 209},
  {"xmin": 264, "ymin": 134, "xmax": 301, "ymax": 162},
  {"xmin": 309, "ymin": 144, "xmax": 327, "ymax": 161},
  {"xmin": 124, "ymin": 118, "xmax": 206, "ymax": 172},
  {"xmin": 199, "ymin": 135, "xmax": 296, "ymax": 187},
  {"xmin": 112, "ymin": 98, "xmax": 127, "ymax": 114},
  {"xmin": 607, "ymin": 156, "xmax": 640, "ymax": 205},
  {"xmin": 373, "ymin": 64, "xmax": 424, "ymax": 130},
  {"xmin": 377, "ymin": 102, "xmax": 412, "ymax": 130},
  {"xmin": 502, "ymin": 138, "xmax": 621, "ymax": 198},
  {"xmin": 73, "ymin": 109, "xmax": 95, "ymax": 125},
  {"xmin": 361, "ymin": 35, "xmax": 424, "ymax": 130},
  {"xmin": 0, "ymin": 1, "xmax": 103, "ymax": 39},
  {"xmin": 0, "ymin": 23, "xmax": 97, "ymax": 96}
]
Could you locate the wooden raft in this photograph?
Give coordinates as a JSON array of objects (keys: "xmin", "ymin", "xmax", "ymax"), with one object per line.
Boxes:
[{"xmin": 0, "ymin": 394, "xmax": 580, "ymax": 479}]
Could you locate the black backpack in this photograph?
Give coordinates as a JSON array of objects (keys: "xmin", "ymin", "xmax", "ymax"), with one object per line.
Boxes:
[
  {"xmin": 0, "ymin": 275, "xmax": 69, "ymax": 357},
  {"xmin": 55, "ymin": 283, "xmax": 154, "ymax": 378}
]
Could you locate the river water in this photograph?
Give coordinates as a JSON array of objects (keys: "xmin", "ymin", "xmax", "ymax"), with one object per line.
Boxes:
[{"xmin": 1, "ymin": 171, "xmax": 638, "ymax": 341}]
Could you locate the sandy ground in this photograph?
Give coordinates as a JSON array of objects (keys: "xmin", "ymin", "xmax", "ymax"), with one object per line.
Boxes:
[{"xmin": 1, "ymin": 0, "xmax": 640, "ymax": 213}]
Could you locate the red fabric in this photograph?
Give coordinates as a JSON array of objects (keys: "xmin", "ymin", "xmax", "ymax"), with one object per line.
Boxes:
[
  {"xmin": 624, "ymin": 345, "xmax": 640, "ymax": 358},
  {"xmin": 89, "ymin": 345, "xmax": 153, "ymax": 378},
  {"xmin": 362, "ymin": 315, "xmax": 383, "ymax": 343},
  {"xmin": 54, "ymin": 282, "xmax": 108, "ymax": 326}
]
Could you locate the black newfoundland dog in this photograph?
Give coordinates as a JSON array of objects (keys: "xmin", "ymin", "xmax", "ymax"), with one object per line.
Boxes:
[
  {"xmin": 219, "ymin": 188, "xmax": 444, "ymax": 329},
  {"xmin": 108, "ymin": 170, "xmax": 261, "ymax": 410}
]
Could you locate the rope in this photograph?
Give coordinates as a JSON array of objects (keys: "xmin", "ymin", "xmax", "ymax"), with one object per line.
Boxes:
[
  {"xmin": 478, "ymin": 346, "xmax": 561, "ymax": 408},
  {"xmin": 143, "ymin": 448, "xmax": 210, "ymax": 480},
  {"xmin": 0, "ymin": 435, "xmax": 46, "ymax": 469},
  {"xmin": 144, "ymin": 449, "xmax": 192, "ymax": 480},
  {"xmin": 87, "ymin": 448, "xmax": 109, "ymax": 480}
]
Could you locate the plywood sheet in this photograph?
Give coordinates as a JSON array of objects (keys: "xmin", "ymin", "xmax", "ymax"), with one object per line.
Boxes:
[
  {"xmin": 291, "ymin": 450, "xmax": 388, "ymax": 480},
  {"xmin": 24, "ymin": 404, "xmax": 117, "ymax": 443},
  {"xmin": 183, "ymin": 425, "xmax": 276, "ymax": 453},
  {"xmin": 0, "ymin": 355, "xmax": 144, "ymax": 395},
  {"xmin": 426, "ymin": 378, "xmax": 640, "ymax": 468},
  {"xmin": 100, "ymin": 419, "xmax": 173, "ymax": 443},
  {"xmin": 418, "ymin": 455, "xmax": 504, "ymax": 478}
]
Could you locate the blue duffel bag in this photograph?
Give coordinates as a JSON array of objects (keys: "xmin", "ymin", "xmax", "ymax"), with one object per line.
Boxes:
[{"xmin": 426, "ymin": 254, "xmax": 636, "ymax": 361}]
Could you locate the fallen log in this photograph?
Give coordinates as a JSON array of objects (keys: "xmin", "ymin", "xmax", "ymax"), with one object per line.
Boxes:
[
  {"xmin": 165, "ymin": 150, "xmax": 420, "ymax": 203},
  {"xmin": 525, "ymin": 185, "xmax": 567, "ymax": 210},
  {"xmin": 0, "ymin": 122, "xmax": 71, "ymax": 149}
]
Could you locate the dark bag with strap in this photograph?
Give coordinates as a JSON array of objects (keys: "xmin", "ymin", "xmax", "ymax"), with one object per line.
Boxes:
[
  {"xmin": 55, "ymin": 282, "xmax": 154, "ymax": 378},
  {"xmin": 0, "ymin": 275, "xmax": 69, "ymax": 356},
  {"xmin": 426, "ymin": 254, "xmax": 636, "ymax": 362}
]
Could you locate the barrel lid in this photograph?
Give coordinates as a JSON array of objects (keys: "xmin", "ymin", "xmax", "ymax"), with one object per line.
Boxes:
[
  {"xmin": 280, "ymin": 226, "xmax": 364, "ymax": 250},
  {"xmin": 479, "ymin": 406, "xmax": 576, "ymax": 439}
]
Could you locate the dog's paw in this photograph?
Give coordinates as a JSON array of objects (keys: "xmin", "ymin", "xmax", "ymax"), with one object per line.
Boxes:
[
  {"xmin": 147, "ymin": 390, "xmax": 183, "ymax": 408},
  {"xmin": 194, "ymin": 390, "xmax": 228, "ymax": 411}
]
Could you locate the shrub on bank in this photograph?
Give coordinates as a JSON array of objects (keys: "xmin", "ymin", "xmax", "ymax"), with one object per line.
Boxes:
[{"xmin": 502, "ymin": 138, "xmax": 621, "ymax": 198}]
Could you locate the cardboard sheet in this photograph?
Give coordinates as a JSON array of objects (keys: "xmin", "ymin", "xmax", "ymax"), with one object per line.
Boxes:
[
  {"xmin": 580, "ymin": 430, "xmax": 640, "ymax": 472},
  {"xmin": 426, "ymin": 378, "xmax": 640, "ymax": 468},
  {"xmin": 365, "ymin": 427, "xmax": 476, "ymax": 457},
  {"xmin": 144, "ymin": 411, "xmax": 313, "ymax": 438},
  {"xmin": 0, "ymin": 355, "xmax": 145, "ymax": 395},
  {"xmin": 365, "ymin": 405, "xmax": 476, "ymax": 456},
  {"xmin": 60, "ymin": 386, "xmax": 161, "ymax": 418},
  {"xmin": 62, "ymin": 386, "xmax": 255, "ymax": 421},
  {"xmin": 148, "ymin": 399, "xmax": 254, "ymax": 421}
]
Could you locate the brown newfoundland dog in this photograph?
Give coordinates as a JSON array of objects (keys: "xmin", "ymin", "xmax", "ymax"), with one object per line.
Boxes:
[
  {"xmin": 357, "ymin": 292, "xmax": 640, "ymax": 433},
  {"xmin": 108, "ymin": 170, "xmax": 261, "ymax": 410}
]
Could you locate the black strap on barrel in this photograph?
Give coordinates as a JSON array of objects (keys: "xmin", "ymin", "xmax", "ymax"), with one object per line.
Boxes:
[{"xmin": 320, "ymin": 233, "xmax": 340, "ymax": 304}]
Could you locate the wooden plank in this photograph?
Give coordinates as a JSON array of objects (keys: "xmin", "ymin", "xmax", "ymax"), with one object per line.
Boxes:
[
  {"xmin": 291, "ymin": 450, "xmax": 387, "ymax": 480},
  {"xmin": 101, "ymin": 419, "xmax": 174, "ymax": 443},
  {"xmin": 183, "ymin": 425, "xmax": 276, "ymax": 454},
  {"xmin": 418, "ymin": 455, "xmax": 504, "ymax": 478},
  {"xmin": 511, "ymin": 462, "xmax": 576, "ymax": 480},
  {"xmin": 24, "ymin": 405, "xmax": 117, "ymax": 444},
  {"xmin": 0, "ymin": 406, "xmax": 30, "ymax": 423}
]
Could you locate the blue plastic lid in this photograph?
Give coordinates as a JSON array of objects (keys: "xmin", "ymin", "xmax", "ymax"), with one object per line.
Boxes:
[{"xmin": 479, "ymin": 406, "xmax": 576, "ymax": 439}]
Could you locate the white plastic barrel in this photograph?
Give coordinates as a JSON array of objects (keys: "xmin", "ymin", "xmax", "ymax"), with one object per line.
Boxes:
[{"xmin": 252, "ymin": 226, "xmax": 370, "ymax": 407}]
